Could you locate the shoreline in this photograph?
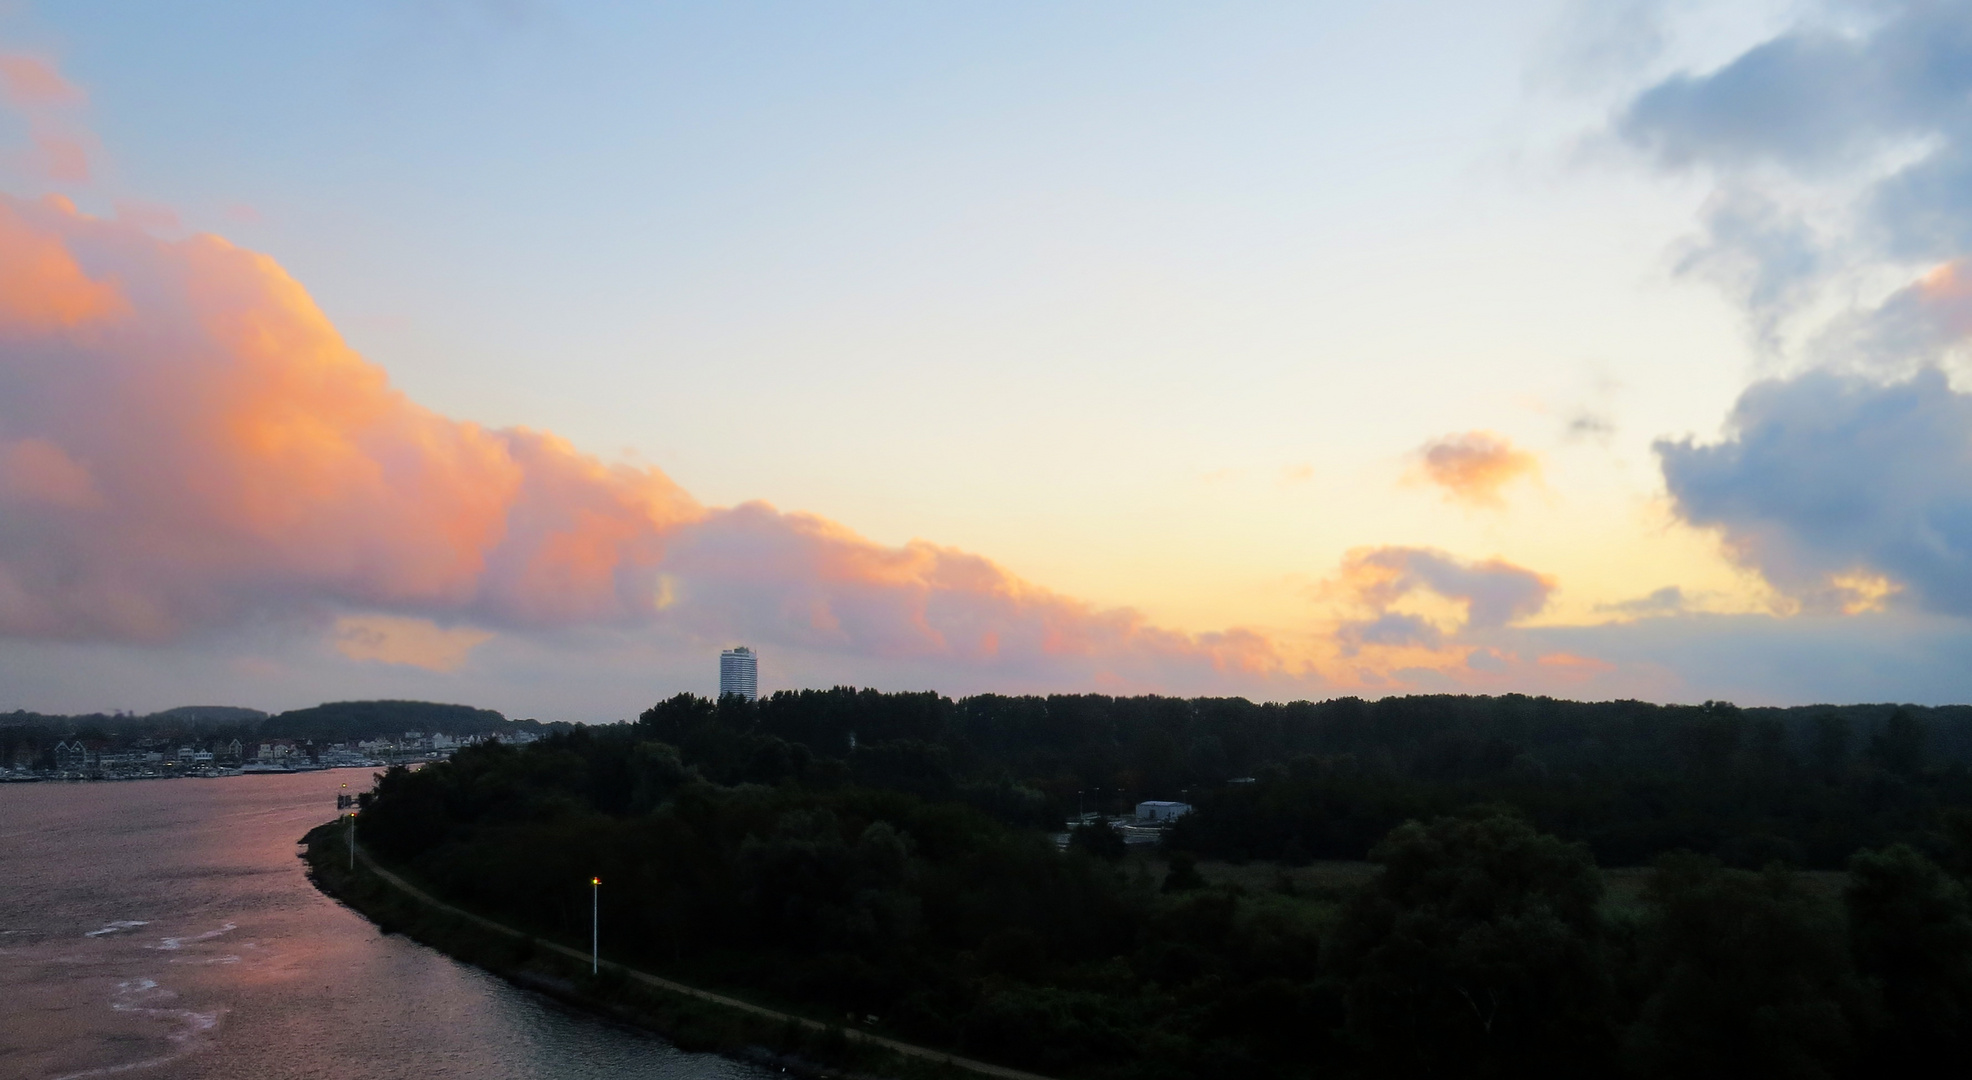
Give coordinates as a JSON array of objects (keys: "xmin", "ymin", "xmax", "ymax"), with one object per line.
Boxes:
[{"xmin": 299, "ymin": 821, "xmax": 1055, "ymax": 1080}]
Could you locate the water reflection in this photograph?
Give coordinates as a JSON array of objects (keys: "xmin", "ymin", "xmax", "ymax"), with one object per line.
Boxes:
[{"xmin": 0, "ymin": 773, "xmax": 768, "ymax": 1080}]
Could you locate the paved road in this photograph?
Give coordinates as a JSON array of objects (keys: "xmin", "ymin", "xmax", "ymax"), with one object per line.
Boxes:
[{"xmin": 353, "ymin": 849, "xmax": 1059, "ymax": 1080}]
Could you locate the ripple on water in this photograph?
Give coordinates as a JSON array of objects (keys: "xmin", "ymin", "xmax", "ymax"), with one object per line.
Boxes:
[
  {"xmin": 82, "ymin": 922, "xmax": 150, "ymax": 938},
  {"xmin": 49, "ymin": 978, "xmax": 222, "ymax": 1080}
]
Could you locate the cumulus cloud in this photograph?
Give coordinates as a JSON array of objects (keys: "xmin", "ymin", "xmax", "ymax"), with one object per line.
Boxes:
[
  {"xmin": 1658, "ymin": 368, "xmax": 1972, "ymax": 616},
  {"xmin": 1412, "ymin": 431, "xmax": 1540, "ymax": 507},
  {"xmin": 1612, "ymin": 2, "xmax": 1972, "ymax": 638},
  {"xmin": 0, "ymin": 195, "xmax": 701, "ymax": 640},
  {"xmin": 0, "ymin": 193, "xmax": 1312, "ymax": 691}
]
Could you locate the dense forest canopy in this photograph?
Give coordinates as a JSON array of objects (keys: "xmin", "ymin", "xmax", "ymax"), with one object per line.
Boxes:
[
  {"xmin": 631, "ymin": 689, "xmax": 1972, "ymax": 869},
  {"xmin": 352, "ymin": 688, "xmax": 1972, "ymax": 1079}
]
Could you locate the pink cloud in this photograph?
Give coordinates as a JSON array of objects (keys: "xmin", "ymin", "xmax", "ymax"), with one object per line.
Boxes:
[
  {"xmin": 0, "ymin": 54, "xmax": 84, "ymax": 108},
  {"xmin": 0, "ymin": 196, "xmax": 127, "ymax": 328},
  {"xmin": 0, "ymin": 194, "xmax": 1312, "ymax": 693},
  {"xmin": 32, "ymin": 130, "xmax": 89, "ymax": 183},
  {"xmin": 0, "ymin": 55, "xmax": 94, "ymax": 185}
]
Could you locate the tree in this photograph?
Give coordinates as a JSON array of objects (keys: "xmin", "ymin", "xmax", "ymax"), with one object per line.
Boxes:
[
  {"xmin": 1867, "ymin": 709, "xmax": 1926, "ymax": 777},
  {"xmin": 1324, "ymin": 812, "xmax": 1615, "ymax": 1078},
  {"xmin": 1845, "ymin": 844, "xmax": 1972, "ymax": 1068},
  {"xmin": 1162, "ymin": 851, "xmax": 1207, "ymax": 892},
  {"xmin": 1624, "ymin": 854, "xmax": 1862, "ymax": 1080},
  {"xmin": 1068, "ymin": 817, "xmax": 1126, "ymax": 860},
  {"xmin": 1810, "ymin": 712, "xmax": 1851, "ymax": 781}
]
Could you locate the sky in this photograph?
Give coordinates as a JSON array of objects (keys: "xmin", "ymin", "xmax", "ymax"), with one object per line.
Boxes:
[{"xmin": 3, "ymin": 0, "xmax": 1971, "ymax": 719}]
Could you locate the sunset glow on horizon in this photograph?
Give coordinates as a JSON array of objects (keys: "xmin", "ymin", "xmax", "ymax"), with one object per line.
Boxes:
[{"xmin": 4, "ymin": 2, "xmax": 1972, "ymax": 718}]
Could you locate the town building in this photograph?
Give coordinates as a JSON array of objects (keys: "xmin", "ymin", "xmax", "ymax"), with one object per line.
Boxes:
[
  {"xmin": 1135, "ymin": 800, "xmax": 1192, "ymax": 823},
  {"xmin": 720, "ymin": 646, "xmax": 758, "ymax": 702}
]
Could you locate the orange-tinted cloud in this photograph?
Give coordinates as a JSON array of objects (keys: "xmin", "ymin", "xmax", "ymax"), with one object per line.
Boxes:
[
  {"xmin": 0, "ymin": 194, "xmax": 697, "ymax": 641},
  {"xmin": 0, "ymin": 193, "xmax": 1316, "ymax": 692},
  {"xmin": 0, "ymin": 197, "xmax": 127, "ymax": 328},
  {"xmin": 0, "ymin": 54, "xmax": 84, "ymax": 107},
  {"xmin": 1414, "ymin": 430, "xmax": 1540, "ymax": 507}
]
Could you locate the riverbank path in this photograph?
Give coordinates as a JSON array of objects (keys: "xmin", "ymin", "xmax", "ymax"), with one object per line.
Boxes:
[{"xmin": 351, "ymin": 848, "xmax": 1061, "ymax": 1080}]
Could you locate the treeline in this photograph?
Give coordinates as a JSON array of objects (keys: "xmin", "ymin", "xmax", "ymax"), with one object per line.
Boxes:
[{"xmin": 353, "ymin": 704, "xmax": 1972, "ymax": 1079}]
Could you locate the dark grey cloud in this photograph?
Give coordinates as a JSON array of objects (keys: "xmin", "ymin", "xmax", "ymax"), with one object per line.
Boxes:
[
  {"xmin": 1658, "ymin": 368, "xmax": 1972, "ymax": 615},
  {"xmin": 1871, "ymin": 143, "xmax": 1972, "ymax": 262},
  {"xmin": 1621, "ymin": 31, "xmax": 1883, "ymax": 171},
  {"xmin": 1339, "ymin": 612, "xmax": 1444, "ymax": 653},
  {"xmin": 1621, "ymin": 4, "xmax": 1972, "ymax": 173},
  {"xmin": 1617, "ymin": 1, "xmax": 1972, "ymax": 360}
]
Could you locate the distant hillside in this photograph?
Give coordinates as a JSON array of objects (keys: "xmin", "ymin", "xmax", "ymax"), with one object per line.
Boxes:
[
  {"xmin": 258, "ymin": 700, "xmax": 526, "ymax": 743},
  {"xmin": 150, "ymin": 705, "xmax": 268, "ymax": 724},
  {"xmin": 1, "ymin": 699, "xmax": 550, "ymax": 743}
]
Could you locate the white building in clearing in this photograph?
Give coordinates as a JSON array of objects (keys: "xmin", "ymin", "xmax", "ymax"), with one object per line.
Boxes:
[
  {"xmin": 719, "ymin": 646, "xmax": 758, "ymax": 702},
  {"xmin": 1136, "ymin": 800, "xmax": 1192, "ymax": 823}
]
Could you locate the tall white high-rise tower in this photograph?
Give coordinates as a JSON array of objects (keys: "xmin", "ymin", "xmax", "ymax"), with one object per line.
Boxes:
[{"xmin": 719, "ymin": 646, "xmax": 758, "ymax": 701}]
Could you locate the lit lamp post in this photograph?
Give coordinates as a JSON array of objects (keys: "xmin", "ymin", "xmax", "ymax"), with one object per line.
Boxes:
[
  {"xmin": 347, "ymin": 809, "xmax": 357, "ymax": 872},
  {"xmin": 590, "ymin": 877, "xmax": 600, "ymax": 974}
]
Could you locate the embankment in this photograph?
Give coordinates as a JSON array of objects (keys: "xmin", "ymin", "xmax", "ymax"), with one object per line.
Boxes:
[{"xmin": 299, "ymin": 821, "xmax": 1053, "ymax": 1080}]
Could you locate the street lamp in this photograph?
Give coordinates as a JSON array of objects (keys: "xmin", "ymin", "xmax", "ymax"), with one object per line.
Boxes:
[{"xmin": 590, "ymin": 877, "xmax": 600, "ymax": 974}]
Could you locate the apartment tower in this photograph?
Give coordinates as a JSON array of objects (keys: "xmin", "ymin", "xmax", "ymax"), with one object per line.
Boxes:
[{"xmin": 719, "ymin": 646, "xmax": 758, "ymax": 701}]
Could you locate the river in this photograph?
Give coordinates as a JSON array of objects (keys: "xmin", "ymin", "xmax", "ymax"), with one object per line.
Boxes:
[{"xmin": 0, "ymin": 771, "xmax": 772, "ymax": 1080}]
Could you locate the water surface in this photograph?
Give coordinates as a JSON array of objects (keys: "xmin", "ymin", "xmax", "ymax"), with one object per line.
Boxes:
[{"xmin": 0, "ymin": 771, "xmax": 769, "ymax": 1080}]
